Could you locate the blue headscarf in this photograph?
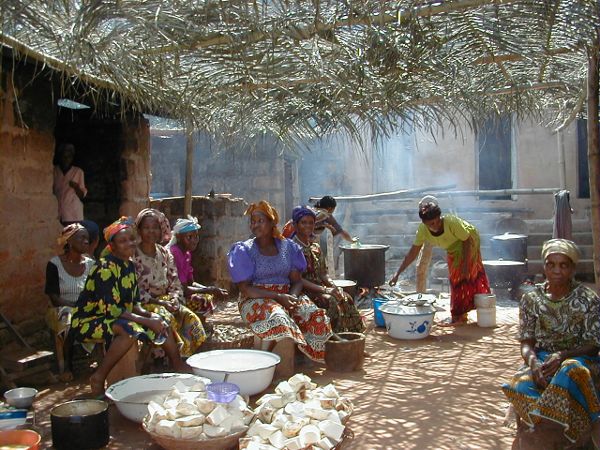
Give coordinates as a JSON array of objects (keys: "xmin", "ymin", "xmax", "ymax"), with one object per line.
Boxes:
[
  {"xmin": 292, "ymin": 205, "xmax": 316, "ymax": 224},
  {"xmin": 168, "ymin": 216, "xmax": 201, "ymax": 246}
]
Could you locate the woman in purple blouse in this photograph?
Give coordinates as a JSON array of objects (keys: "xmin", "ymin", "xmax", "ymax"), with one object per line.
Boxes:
[{"xmin": 228, "ymin": 201, "xmax": 332, "ymax": 372}]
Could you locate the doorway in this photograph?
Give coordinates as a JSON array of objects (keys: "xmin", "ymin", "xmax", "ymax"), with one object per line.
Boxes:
[{"xmin": 53, "ymin": 105, "xmax": 124, "ymax": 236}]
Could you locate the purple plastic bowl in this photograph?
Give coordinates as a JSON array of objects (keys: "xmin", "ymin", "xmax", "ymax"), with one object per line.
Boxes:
[{"xmin": 206, "ymin": 382, "xmax": 240, "ymax": 403}]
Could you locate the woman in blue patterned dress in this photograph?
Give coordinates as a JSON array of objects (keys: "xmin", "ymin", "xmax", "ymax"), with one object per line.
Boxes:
[
  {"xmin": 70, "ymin": 217, "xmax": 191, "ymax": 397},
  {"xmin": 502, "ymin": 239, "xmax": 600, "ymax": 446}
]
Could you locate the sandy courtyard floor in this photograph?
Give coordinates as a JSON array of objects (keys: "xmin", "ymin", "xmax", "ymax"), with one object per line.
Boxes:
[{"xmin": 17, "ymin": 296, "xmax": 562, "ymax": 449}]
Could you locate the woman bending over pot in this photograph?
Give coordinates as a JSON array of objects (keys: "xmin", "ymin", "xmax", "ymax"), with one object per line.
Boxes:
[{"xmin": 389, "ymin": 196, "xmax": 490, "ymax": 325}]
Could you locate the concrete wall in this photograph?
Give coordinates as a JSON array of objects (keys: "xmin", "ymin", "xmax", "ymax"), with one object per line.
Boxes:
[
  {"xmin": 151, "ymin": 131, "xmax": 288, "ymax": 216},
  {"xmin": 149, "ymin": 196, "xmax": 248, "ymax": 290}
]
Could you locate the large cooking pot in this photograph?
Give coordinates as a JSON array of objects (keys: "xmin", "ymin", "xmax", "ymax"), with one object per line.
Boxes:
[
  {"xmin": 490, "ymin": 232, "xmax": 528, "ymax": 262},
  {"xmin": 51, "ymin": 399, "xmax": 109, "ymax": 450},
  {"xmin": 340, "ymin": 244, "xmax": 389, "ymax": 287},
  {"xmin": 483, "ymin": 260, "xmax": 527, "ymax": 286}
]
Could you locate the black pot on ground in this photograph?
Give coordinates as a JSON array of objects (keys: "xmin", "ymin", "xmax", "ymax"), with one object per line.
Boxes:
[{"xmin": 51, "ymin": 399, "xmax": 110, "ymax": 450}]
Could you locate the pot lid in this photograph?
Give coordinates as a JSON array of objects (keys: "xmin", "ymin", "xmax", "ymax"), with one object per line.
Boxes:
[
  {"xmin": 339, "ymin": 244, "xmax": 389, "ymax": 251},
  {"xmin": 332, "ymin": 279, "xmax": 357, "ymax": 287},
  {"xmin": 483, "ymin": 260, "xmax": 526, "ymax": 266},
  {"xmin": 379, "ymin": 300, "xmax": 437, "ymax": 316},
  {"xmin": 402, "ymin": 293, "xmax": 438, "ymax": 304},
  {"xmin": 491, "ymin": 232, "xmax": 528, "ymax": 240}
]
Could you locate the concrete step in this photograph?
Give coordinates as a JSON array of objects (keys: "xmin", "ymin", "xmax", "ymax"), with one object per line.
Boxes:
[
  {"xmin": 524, "ymin": 219, "xmax": 592, "ymax": 234},
  {"xmin": 526, "ymin": 232, "xmax": 594, "ymax": 246}
]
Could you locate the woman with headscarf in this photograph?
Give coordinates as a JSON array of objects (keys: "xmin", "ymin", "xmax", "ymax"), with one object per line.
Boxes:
[
  {"xmin": 167, "ymin": 216, "xmax": 228, "ymax": 325},
  {"xmin": 502, "ymin": 239, "xmax": 600, "ymax": 446},
  {"xmin": 133, "ymin": 209, "xmax": 206, "ymax": 357},
  {"xmin": 389, "ymin": 196, "xmax": 490, "ymax": 325},
  {"xmin": 291, "ymin": 206, "xmax": 365, "ymax": 333},
  {"xmin": 45, "ymin": 224, "xmax": 95, "ymax": 380},
  {"xmin": 70, "ymin": 217, "xmax": 191, "ymax": 397},
  {"xmin": 228, "ymin": 201, "xmax": 333, "ymax": 373}
]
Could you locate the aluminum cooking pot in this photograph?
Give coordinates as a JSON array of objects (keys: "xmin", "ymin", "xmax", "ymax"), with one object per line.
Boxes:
[
  {"xmin": 490, "ymin": 232, "xmax": 528, "ymax": 263},
  {"xmin": 51, "ymin": 399, "xmax": 109, "ymax": 450},
  {"xmin": 340, "ymin": 244, "xmax": 389, "ymax": 287},
  {"xmin": 483, "ymin": 260, "xmax": 527, "ymax": 285}
]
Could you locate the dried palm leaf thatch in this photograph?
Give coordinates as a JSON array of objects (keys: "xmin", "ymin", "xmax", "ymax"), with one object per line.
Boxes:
[{"xmin": 0, "ymin": 0, "xmax": 598, "ymax": 145}]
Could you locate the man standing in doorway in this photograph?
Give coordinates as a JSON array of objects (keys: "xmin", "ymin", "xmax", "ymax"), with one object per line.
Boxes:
[{"xmin": 53, "ymin": 142, "xmax": 87, "ymax": 225}]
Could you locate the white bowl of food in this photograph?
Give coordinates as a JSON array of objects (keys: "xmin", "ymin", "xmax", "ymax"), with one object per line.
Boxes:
[
  {"xmin": 4, "ymin": 387, "xmax": 38, "ymax": 409},
  {"xmin": 187, "ymin": 349, "xmax": 280, "ymax": 396},
  {"xmin": 105, "ymin": 373, "xmax": 210, "ymax": 423}
]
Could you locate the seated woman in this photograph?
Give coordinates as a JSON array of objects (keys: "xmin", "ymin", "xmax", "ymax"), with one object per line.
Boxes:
[
  {"xmin": 291, "ymin": 206, "xmax": 365, "ymax": 334},
  {"xmin": 228, "ymin": 201, "xmax": 333, "ymax": 375},
  {"xmin": 45, "ymin": 224, "xmax": 95, "ymax": 380},
  {"xmin": 167, "ymin": 216, "xmax": 228, "ymax": 325},
  {"xmin": 70, "ymin": 217, "xmax": 191, "ymax": 397},
  {"xmin": 501, "ymin": 239, "xmax": 600, "ymax": 446},
  {"xmin": 133, "ymin": 209, "xmax": 206, "ymax": 358}
]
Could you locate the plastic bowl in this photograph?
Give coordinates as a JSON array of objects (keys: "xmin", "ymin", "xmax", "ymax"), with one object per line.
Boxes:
[
  {"xmin": 0, "ymin": 410, "xmax": 28, "ymax": 430},
  {"xmin": 206, "ymin": 382, "xmax": 240, "ymax": 403},
  {"xmin": 4, "ymin": 388, "xmax": 38, "ymax": 409},
  {"xmin": 0, "ymin": 429, "xmax": 41, "ymax": 449}
]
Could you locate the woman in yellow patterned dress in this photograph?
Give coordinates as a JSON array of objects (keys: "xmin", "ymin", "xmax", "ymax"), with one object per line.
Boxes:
[{"xmin": 70, "ymin": 217, "xmax": 191, "ymax": 397}]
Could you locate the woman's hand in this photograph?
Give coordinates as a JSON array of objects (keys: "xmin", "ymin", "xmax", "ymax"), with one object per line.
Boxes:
[
  {"xmin": 164, "ymin": 300, "xmax": 180, "ymax": 313},
  {"xmin": 147, "ymin": 316, "xmax": 168, "ymax": 335},
  {"xmin": 529, "ymin": 358, "xmax": 548, "ymax": 389},
  {"xmin": 325, "ymin": 286, "xmax": 345, "ymax": 301},
  {"xmin": 540, "ymin": 352, "xmax": 563, "ymax": 381},
  {"xmin": 210, "ymin": 286, "xmax": 229, "ymax": 299},
  {"xmin": 388, "ymin": 273, "xmax": 399, "ymax": 286},
  {"xmin": 277, "ymin": 294, "xmax": 300, "ymax": 311}
]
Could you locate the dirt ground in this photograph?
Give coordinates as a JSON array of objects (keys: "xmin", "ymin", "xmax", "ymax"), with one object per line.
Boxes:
[{"xmin": 10, "ymin": 295, "xmax": 580, "ymax": 449}]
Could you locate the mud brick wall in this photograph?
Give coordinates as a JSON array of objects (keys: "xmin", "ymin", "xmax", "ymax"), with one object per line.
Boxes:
[
  {"xmin": 119, "ymin": 117, "xmax": 152, "ymax": 217},
  {"xmin": 0, "ymin": 63, "xmax": 62, "ymax": 324},
  {"xmin": 150, "ymin": 196, "xmax": 248, "ymax": 291}
]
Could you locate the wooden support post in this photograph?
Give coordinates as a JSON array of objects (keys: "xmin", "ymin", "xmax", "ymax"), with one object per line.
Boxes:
[
  {"xmin": 416, "ymin": 243, "xmax": 433, "ymax": 293},
  {"xmin": 587, "ymin": 36, "xmax": 600, "ymax": 291},
  {"xmin": 184, "ymin": 121, "xmax": 195, "ymax": 217}
]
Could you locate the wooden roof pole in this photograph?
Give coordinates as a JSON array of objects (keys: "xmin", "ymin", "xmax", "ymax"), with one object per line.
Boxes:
[
  {"xmin": 587, "ymin": 35, "xmax": 600, "ymax": 291},
  {"xmin": 184, "ymin": 119, "xmax": 194, "ymax": 217}
]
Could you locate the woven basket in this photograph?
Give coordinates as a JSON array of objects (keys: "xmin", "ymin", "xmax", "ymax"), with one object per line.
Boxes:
[{"xmin": 143, "ymin": 421, "xmax": 246, "ymax": 450}]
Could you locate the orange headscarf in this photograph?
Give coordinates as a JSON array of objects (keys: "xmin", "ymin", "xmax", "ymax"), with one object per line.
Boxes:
[{"xmin": 244, "ymin": 200, "xmax": 283, "ymax": 240}]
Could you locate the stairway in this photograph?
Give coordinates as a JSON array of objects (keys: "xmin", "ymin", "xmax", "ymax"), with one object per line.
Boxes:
[{"xmin": 344, "ymin": 201, "xmax": 594, "ymax": 283}]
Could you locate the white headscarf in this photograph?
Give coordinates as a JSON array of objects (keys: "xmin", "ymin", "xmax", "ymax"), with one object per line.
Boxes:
[{"xmin": 168, "ymin": 216, "xmax": 201, "ymax": 247}]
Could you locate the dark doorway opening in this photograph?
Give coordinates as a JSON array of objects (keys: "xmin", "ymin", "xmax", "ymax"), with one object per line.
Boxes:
[
  {"xmin": 477, "ymin": 115, "xmax": 513, "ymax": 200},
  {"xmin": 53, "ymin": 105, "xmax": 124, "ymax": 239}
]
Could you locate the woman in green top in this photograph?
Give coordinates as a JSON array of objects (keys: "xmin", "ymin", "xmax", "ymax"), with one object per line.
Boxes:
[{"xmin": 389, "ymin": 196, "xmax": 490, "ymax": 325}]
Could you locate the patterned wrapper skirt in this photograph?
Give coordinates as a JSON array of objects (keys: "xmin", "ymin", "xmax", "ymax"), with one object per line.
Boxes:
[
  {"xmin": 186, "ymin": 293, "xmax": 216, "ymax": 318},
  {"xmin": 502, "ymin": 351, "xmax": 600, "ymax": 443},
  {"xmin": 446, "ymin": 230, "xmax": 491, "ymax": 318},
  {"xmin": 238, "ymin": 284, "xmax": 333, "ymax": 362},
  {"xmin": 307, "ymin": 291, "xmax": 365, "ymax": 334},
  {"xmin": 144, "ymin": 298, "xmax": 206, "ymax": 357}
]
